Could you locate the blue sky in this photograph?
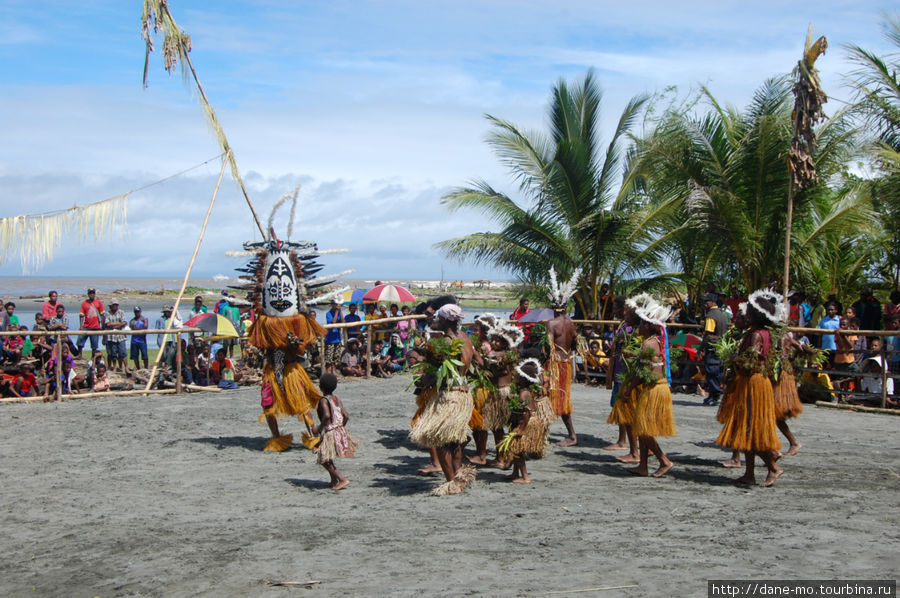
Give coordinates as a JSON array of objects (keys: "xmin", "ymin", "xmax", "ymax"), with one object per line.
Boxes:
[{"xmin": 0, "ymin": 1, "xmax": 896, "ymax": 281}]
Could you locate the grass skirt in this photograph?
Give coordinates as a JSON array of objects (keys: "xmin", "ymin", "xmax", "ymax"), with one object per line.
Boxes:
[
  {"xmin": 481, "ymin": 385, "xmax": 511, "ymax": 431},
  {"xmin": 772, "ymin": 373, "xmax": 803, "ymax": 420},
  {"xmin": 411, "ymin": 387, "xmax": 433, "ymax": 427},
  {"xmin": 316, "ymin": 426, "xmax": 359, "ymax": 464},
  {"xmin": 501, "ymin": 397, "xmax": 553, "ymax": 459},
  {"xmin": 716, "ymin": 378, "xmax": 737, "ymax": 424},
  {"xmin": 716, "ymin": 372, "xmax": 781, "ymax": 452},
  {"xmin": 606, "ymin": 388, "xmax": 634, "ymax": 425},
  {"xmin": 469, "ymin": 386, "xmax": 488, "ymax": 430},
  {"xmin": 632, "ymin": 379, "xmax": 676, "ymax": 438},
  {"xmin": 547, "ymin": 358, "xmax": 573, "ymax": 416},
  {"xmin": 260, "ymin": 363, "xmax": 321, "ymax": 428},
  {"xmin": 410, "ymin": 388, "xmax": 473, "ymax": 448}
]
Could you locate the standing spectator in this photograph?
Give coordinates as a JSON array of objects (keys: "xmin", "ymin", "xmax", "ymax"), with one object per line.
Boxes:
[
  {"xmin": 396, "ymin": 305, "xmax": 413, "ymax": 345},
  {"xmin": 196, "ymin": 342, "xmax": 212, "ymax": 385},
  {"xmin": 852, "ymin": 288, "xmax": 882, "ymax": 332},
  {"xmin": 30, "ymin": 314, "xmax": 52, "ymax": 368},
  {"xmin": 826, "ymin": 292, "xmax": 843, "ymax": 316},
  {"xmin": 819, "ymin": 302, "xmax": 841, "ymax": 359},
  {"xmin": 807, "ymin": 291, "xmax": 825, "ymax": 332},
  {"xmin": 129, "ymin": 307, "xmax": 149, "ymax": 370},
  {"xmin": 700, "ymin": 292, "xmax": 729, "ymax": 406},
  {"xmin": 725, "ymin": 288, "xmax": 746, "ymax": 319},
  {"xmin": 155, "ymin": 306, "xmax": 183, "ymax": 371},
  {"xmin": 884, "ymin": 314, "xmax": 900, "ymax": 373},
  {"xmin": 344, "ymin": 303, "xmax": 362, "ymax": 341},
  {"xmin": 884, "ymin": 290, "xmax": 900, "ymax": 320},
  {"xmin": 364, "ymin": 303, "xmax": 381, "ymax": 341},
  {"xmin": 389, "ymin": 303, "xmax": 400, "ymax": 318},
  {"xmin": 190, "ymin": 295, "xmax": 208, "ymax": 317},
  {"xmin": 4, "ymin": 302, "xmax": 20, "ymax": 327},
  {"xmin": 324, "ymin": 298, "xmax": 344, "ymax": 376},
  {"xmin": 103, "ymin": 300, "xmax": 129, "ymax": 373},
  {"xmin": 41, "ymin": 290, "xmax": 60, "ymax": 321},
  {"xmin": 76, "ymin": 288, "xmax": 105, "ymax": 359},
  {"xmin": 511, "ymin": 297, "xmax": 530, "ymax": 320}
]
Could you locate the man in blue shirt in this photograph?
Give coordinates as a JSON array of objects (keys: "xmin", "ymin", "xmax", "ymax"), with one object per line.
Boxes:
[
  {"xmin": 818, "ymin": 302, "xmax": 841, "ymax": 358},
  {"xmin": 324, "ymin": 298, "xmax": 344, "ymax": 376}
]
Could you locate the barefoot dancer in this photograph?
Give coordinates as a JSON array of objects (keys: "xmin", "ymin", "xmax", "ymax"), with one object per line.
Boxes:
[
  {"xmin": 772, "ymin": 311, "xmax": 805, "ymax": 456},
  {"xmin": 716, "ymin": 291, "xmax": 784, "ymax": 487},
  {"xmin": 468, "ymin": 315, "xmax": 496, "ymax": 465},
  {"xmin": 498, "ymin": 358, "xmax": 554, "ymax": 483},
  {"xmin": 481, "ymin": 322, "xmax": 524, "ymax": 468},
  {"xmin": 622, "ymin": 297, "xmax": 676, "ymax": 478},
  {"xmin": 717, "ymin": 303, "xmax": 748, "ymax": 469},
  {"xmin": 312, "ymin": 373, "xmax": 358, "ymax": 490},
  {"xmin": 604, "ymin": 295, "xmax": 648, "ymax": 462},
  {"xmin": 545, "ymin": 267, "xmax": 581, "ymax": 447},
  {"xmin": 410, "ymin": 303, "xmax": 477, "ymax": 495}
]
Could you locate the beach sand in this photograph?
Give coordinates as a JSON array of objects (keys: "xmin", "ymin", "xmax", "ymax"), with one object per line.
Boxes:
[{"xmin": 1, "ymin": 376, "xmax": 897, "ymax": 597}]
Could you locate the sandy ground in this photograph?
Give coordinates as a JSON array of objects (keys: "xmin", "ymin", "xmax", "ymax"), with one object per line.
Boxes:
[{"xmin": 1, "ymin": 376, "xmax": 898, "ymax": 598}]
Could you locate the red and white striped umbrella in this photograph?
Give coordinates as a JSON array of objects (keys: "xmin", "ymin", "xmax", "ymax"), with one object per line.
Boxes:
[{"xmin": 362, "ymin": 284, "xmax": 416, "ymax": 304}]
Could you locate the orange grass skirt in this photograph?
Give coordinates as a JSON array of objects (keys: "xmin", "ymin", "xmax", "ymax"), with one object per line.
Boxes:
[
  {"xmin": 260, "ymin": 363, "xmax": 321, "ymax": 429},
  {"xmin": 772, "ymin": 372, "xmax": 803, "ymax": 420},
  {"xmin": 469, "ymin": 386, "xmax": 488, "ymax": 430},
  {"xmin": 716, "ymin": 372, "xmax": 781, "ymax": 452},
  {"xmin": 547, "ymin": 359, "xmax": 573, "ymax": 416},
  {"xmin": 631, "ymin": 379, "xmax": 676, "ymax": 438}
]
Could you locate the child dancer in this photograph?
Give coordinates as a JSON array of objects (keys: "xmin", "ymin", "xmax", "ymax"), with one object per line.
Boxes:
[
  {"xmin": 499, "ymin": 358, "xmax": 552, "ymax": 483},
  {"xmin": 313, "ymin": 373, "xmax": 358, "ymax": 491}
]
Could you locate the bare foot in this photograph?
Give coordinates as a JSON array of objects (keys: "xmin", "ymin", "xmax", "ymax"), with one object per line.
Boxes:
[
  {"xmin": 467, "ymin": 455, "xmax": 487, "ymax": 465},
  {"xmin": 762, "ymin": 467, "xmax": 783, "ymax": 487},
  {"xmin": 626, "ymin": 465, "xmax": 648, "ymax": 476},
  {"xmin": 485, "ymin": 458, "xmax": 508, "ymax": 468},
  {"xmin": 652, "ymin": 461, "xmax": 673, "ymax": 478},
  {"xmin": 616, "ymin": 454, "xmax": 640, "ymax": 463},
  {"xmin": 785, "ymin": 443, "xmax": 802, "ymax": 456},
  {"xmin": 719, "ymin": 458, "xmax": 742, "ymax": 468},
  {"xmin": 734, "ymin": 474, "xmax": 756, "ymax": 485},
  {"xmin": 332, "ymin": 479, "xmax": 350, "ymax": 491},
  {"xmin": 556, "ymin": 437, "xmax": 578, "ymax": 447},
  {"xmin": 418, "ymin": 464, "xmax": 442, "ymax": 474},
  {"xmin": 511, "ymin": 476, "xmax": 531, "ymax": 483},
  {"xmin": 602, "ymin": 442, "xmax": 628, "ymax": 451}
]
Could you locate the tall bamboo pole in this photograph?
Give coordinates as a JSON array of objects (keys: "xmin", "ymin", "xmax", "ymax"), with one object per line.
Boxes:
[{"xmin": 144, "ymin": 152, "xmax": 229, "ymax": 391}]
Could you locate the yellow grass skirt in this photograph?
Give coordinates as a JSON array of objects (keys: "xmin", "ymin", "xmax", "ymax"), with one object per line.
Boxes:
[
  {"xmin": 547, "ymin": 358, "xmax": 573, "ymax": 416},
  {"xmin": 260, "ymin": 363, "xmax": 321, "ymax": 429},
  {"xmin": 716, "ymin": 372, "xmax": 781, "ymax": 452},
  {"xmin": 772, "ymin": 372, "xmax": 803, "ymax": 420},
  {"xmin": 469, "ymin": 386, "xmax": 488, "ymax": 430},
  {"xmin": 500, "ymin": 395, "xmax": 553, "ymax": 459},
  {"xmin": 632, "ymin": 379, "xmax": 676, "ymax": 438},
  {"xmin": 410, "ymin": 387, "xmax": 473, "ymax": 448},
  {"xmin": 481, "ymin": 385, "xmax": 511, "ymax": 431},
  {"xmin": 606, "ymin": 387, "xmax": 635, "ymax": 426}
]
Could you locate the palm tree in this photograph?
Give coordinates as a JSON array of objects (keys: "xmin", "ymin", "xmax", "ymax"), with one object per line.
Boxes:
[
  {"xmin": 635, "ymin": 78, "xmax": 875, "ymax": 300},
  {"xmin": 436, "ymin": 70, "xmax": 666, "ymax": 317}
]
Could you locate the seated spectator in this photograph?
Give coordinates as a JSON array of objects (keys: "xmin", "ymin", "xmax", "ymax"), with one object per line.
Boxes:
[
  {"xmin": 30, "ymin": 314, "xmax": 52, "ymax": 367},
  {"xmin": 46, "ymin": 342, "xmax": 75, "ymax": 378},
  {"xmin": 340, "ymin": 338, "xmax": 365, "ymax": 377},
  {"xmin": 196, "ymin": 342, "xmax": 212, "ymax": 385},
  {"xmin": 44, "ymin": 359, "xmax": 83, "ymax": 400},
  {"xmin": 384, "ymin": 334, "xmax": 406, "ymax": 372},
  {"xmin": 210, "ymin": 348, "xmax": 241, "ymax": 389},
  {"xmin": 859, "ymin": 355, "xmax": 893, "ymax": 404},
  {"xmin": 12, "ymin": 363, "xmax": 38, "ymax": 398},
  {"xmin": 92, "ymin": 363, "xmax": 111, "ymax": 392},
  {"xmin": 369, "ymin": 339, "xmax": 392, "ymax": 378},
  {"xmin": 834, "ymin": 317, "xmax": 860, "ymax": 373},
  {"xmin": 85, "ymin": 353, "xmax": 106, "ymax": 389},
  {"xmin": 1, "ymin": 324, "xmax": 25, "ymax": 365}
]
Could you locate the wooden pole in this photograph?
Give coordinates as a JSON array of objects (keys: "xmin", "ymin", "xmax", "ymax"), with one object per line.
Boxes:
[
  {"xmin": 881, "ymin": 341, "xmax": 888, "ymax": 409},
  {"xmin": 144, "ymin": 152, "xmax": 229, "ymax": 391},
  {"xmin": 783, "ymin": 182, "xmax": 795, "ymax": 312},
  {"xmin": 175, "ymin": 338, "xmax": 183, "ymax": 394},
  {"xmin": 365, "ymin": 324, "xmax": 372, "ymax": 379},
  {"xmin": 55, "ymin": 332, "xmax": 63, "ymax": 401}
]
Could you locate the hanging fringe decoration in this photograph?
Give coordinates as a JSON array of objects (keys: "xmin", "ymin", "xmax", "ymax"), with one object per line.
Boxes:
[{"xmin": 0, "ymin": 194, "xmax": 128, "ymax": 273}]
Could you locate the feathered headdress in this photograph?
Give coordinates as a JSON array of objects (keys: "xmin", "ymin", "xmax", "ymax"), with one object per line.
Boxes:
[
  {"xmin": 547, "ymin": 266, "xmax": 581, "ymax": 309},
  {"xmin": 515, "ymin": 357, "xmax": 542, "ymax": 384},
  {"xmin": 487, "ymin": 321, "xmax": 524, "ymax": 349},
  {"xmin": 747, "ymin": 288, "xmax": 785, "ymax": 324},
  {"xmin": 634, "ymin": 295, "xmax": 673, "ymax": 327},
  {"xmin": 625, "ymin": 292, "xmax": 654, "ymax": 311}
]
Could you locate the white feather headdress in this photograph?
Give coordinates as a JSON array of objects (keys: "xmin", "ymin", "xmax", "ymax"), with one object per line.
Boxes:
[
  {"xmin": 747, "ymin": 288, "xmax": 785, "ymax": 324},
  {"xmin": 634, "ymin": 295, "xmax": 673, "ymax": 327},
  {"xmin": 488, "ymin": 321, "xmax": 524, "ymax": 349},
  {"xmin": 515, "ymin": 357, "xmax": 542, "ymax": 384},
  {"xmin": 547, "ymin": 266, "xmax": 581, "ymax": 309}
]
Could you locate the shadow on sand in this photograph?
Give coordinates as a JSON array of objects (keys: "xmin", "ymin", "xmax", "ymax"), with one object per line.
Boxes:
[
  {"xmin": 285, "ymin": 477, "xmax": 332, "ymax": 491},
  {"xmin": 187, "ymin": 435, "xmax": 270, "ymax": 451},
  {"xmin": 374, "ymin": 428, "xmax": 420, "ymax": 452}
]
